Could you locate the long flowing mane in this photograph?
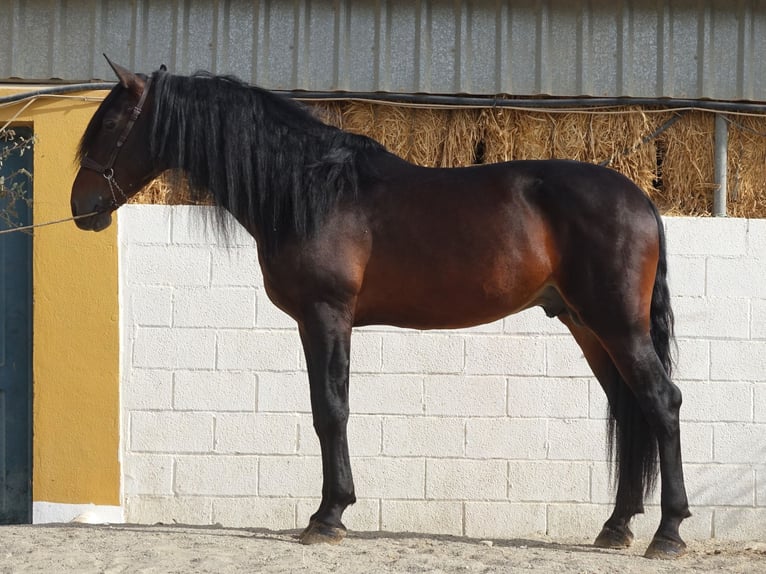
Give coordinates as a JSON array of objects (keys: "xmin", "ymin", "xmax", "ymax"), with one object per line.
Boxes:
[
  {"xmin": 148, "ymin": 71, "xmax": 385, "ymax": 254},
  {"xmin": 151, "ymin": 71, "xmax": 383, "ymax": 253}
]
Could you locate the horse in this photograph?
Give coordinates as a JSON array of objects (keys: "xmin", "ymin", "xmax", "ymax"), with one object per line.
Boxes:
[{"xmin": 71, "ymin": 58, "xmax": 690, "ymax": 559}]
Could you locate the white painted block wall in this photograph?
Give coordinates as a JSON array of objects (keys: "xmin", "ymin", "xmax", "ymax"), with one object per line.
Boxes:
[{"xmin": 119, "ymin": 205, "xmax": 766, "ymax": 541}]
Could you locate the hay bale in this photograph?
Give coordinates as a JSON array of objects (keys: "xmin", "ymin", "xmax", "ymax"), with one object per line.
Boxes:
[
  {"xmin": 480, "ymin": 107, "xmax": 667, "ymax": 197},
  {"xmin": 727, "ymin": 114, "xmax": 766, "ymax": 218},
  {"xmin": 404, "ymin": 107, "xmax": 449, "ymax": 167},
  {"xmin": 129, "ymin": 177, "xmax": 171, "ymax": 205},
  {"xmin": 485, "ymin": 109, "xmax": 554, "ymax": 161},
  {"xmin": 441, "ymin": 108, "xmax": 483, "ymax": 167},
  {"xmin": 655, "ymin": 111, "xmax": 716, "ymax": 215},
  {"xmin": 479, "ymin": 108, "xmax": 518, "ymax": 162},
  {"xmin": 325, "ymin": 102, "xmax": 481, "ymax": 167},
  {"xmin": 595, "ymin": 109, "xmax": 674, "ymax": 201},
  {"xmin": 335, "ymin": 103, "xmax": 482, "ymax": 167},
  {"xmin": 309, "ymin": 101, "xmax": 345, "ymax": 128},
  {"xmin": 550, "ymin": 108, "xmax": 666, "ymax": 197},
  {"xmin": 130, "ymin": 173, "xmax": 203, "ymax": 205},
  {"xmin": 338, "ymin": 102, "xmax": 414, "ymax": 160}
]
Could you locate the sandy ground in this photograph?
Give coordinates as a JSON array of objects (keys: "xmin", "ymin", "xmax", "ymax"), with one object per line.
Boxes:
[{"xmin": 0, "ymin": 524, "xmax": 764, "ymax": 573}]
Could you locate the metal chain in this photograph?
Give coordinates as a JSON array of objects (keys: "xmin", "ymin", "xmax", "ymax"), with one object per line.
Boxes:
[{"xmin": 103, "ymin": 169, "xmax": 128, "ymax": 206}]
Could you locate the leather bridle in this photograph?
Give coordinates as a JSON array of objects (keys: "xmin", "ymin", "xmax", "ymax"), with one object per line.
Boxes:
[{"xmin": 80, "ymin": 74, "xmax": 153, "ymax": 209}]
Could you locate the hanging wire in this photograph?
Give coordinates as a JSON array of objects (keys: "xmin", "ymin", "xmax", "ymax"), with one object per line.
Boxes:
[{"xmin": 0, "ymin": 212, "xmax": 100, "ymax": 236}]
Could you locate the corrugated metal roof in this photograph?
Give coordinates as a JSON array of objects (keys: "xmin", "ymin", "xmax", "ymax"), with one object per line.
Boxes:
[{"xmin": 2, "ymin": 0, "xmax": 765, "ymax": 102}]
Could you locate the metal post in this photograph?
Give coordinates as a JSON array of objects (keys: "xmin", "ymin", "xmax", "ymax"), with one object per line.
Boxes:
[{"xmin": 714, "ymin": 114, "xmax": 728, "ymax": 217}]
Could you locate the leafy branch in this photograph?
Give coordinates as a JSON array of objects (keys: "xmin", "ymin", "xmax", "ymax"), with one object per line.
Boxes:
[{"xmin": 0, "ymin": 128, "xmax": 35, "ymax": 229}]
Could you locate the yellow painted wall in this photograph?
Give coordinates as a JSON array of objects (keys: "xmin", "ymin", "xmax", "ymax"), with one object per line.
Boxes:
[{"xmin": 0, "ymin": 87, "xmax": 119, "ymax": 506}]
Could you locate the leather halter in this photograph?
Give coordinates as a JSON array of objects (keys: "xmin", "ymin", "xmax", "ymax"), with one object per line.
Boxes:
[{"xmin": 80, "ymin": 75, "xmax": 153, "ymax": 208}]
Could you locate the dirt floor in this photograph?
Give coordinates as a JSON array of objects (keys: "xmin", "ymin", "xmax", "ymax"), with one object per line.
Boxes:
[{"xmin": 0, "ymin": 524, "xmax": 764, "ymax": 573}]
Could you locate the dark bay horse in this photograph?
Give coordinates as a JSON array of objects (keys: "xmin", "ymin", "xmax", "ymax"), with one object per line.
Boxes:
[{"xmin": 70, "ymin": 59, "xmax": 690, "ymax": 559}]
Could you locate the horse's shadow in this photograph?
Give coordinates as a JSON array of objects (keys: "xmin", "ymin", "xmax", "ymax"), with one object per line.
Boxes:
[
  {"xmin": 43, "ymin": 522, "xmax": 627, "ymax": 557},
  {"xmin": 343, "ymin": 529, "xmax": 612, "ymax": 556}
]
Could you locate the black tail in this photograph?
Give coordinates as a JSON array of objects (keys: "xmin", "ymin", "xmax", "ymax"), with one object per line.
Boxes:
[
  {"xmin": 606, "ymin": 205, "xmax": 673, "ymax": 505},
  {"xmin": 648, "ymin": 207, "xmax": 675, "ymax": 379}
]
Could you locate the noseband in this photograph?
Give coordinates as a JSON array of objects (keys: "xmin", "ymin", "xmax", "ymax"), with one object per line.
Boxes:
[{"xmin": 80, "ymin": 75, "xmax": 153, "ymax": 209}]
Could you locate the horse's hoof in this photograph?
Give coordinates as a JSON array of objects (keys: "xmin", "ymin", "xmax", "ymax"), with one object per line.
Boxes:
[
  {"xmin": 298, "ymin": 521, "xmax": 347, "ymax": 545},
  {"xmin": 593, "ymin": 525, "xmax": 634, "ymax": 549},
  {"xmin": 644, "ymin": 536, "xmax": 687, "ymax": 559}
]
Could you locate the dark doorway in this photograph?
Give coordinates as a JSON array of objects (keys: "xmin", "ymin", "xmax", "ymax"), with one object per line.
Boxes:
[{"xmin": 0, "ymin": 126, "xmax": 33, "ymax": 524}]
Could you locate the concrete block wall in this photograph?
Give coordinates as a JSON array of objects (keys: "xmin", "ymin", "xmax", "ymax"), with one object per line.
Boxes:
[{"xmin": 119, "ymin": 206, "xmax": 766, "ymax": 541}]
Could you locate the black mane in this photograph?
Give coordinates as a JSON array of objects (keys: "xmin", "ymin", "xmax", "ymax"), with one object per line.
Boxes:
[
  {"xmin": 82, "ymin": 70, "xmax": 385, "ymax": 254},
  {"xmin": 150, "ymin": 71, "xmax": 385, "ymax": 254}
]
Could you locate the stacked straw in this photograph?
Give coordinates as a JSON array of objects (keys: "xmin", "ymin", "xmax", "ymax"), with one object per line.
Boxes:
[
  {"xmin": 726, "ymin": 114, "xmax": 766, "ymax": 218},
  {"xmin": 655, "ymin": 111, "xmax": 716, "ymax": 216},
  {"xmin": 336, "ymin": 103, "xmax": 482, "ymax": 167},
  {"xmin": 130, "ymin": 101, "xmax": 766, "ymax": 219},
  {"xmin": 479, "ymin": 106, "xmax": 668, "ymax": 199}
]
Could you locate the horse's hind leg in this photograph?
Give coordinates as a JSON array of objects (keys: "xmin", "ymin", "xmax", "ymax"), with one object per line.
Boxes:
[
  {"xmin": 598, "ymin": 331, "xmax": 690, "ymax": 558},
  {"xmin": 560, "ymin": 315, "xmax": 644, "ymax": 549},
  {"xmin": 297, "ymin": 302, "xmax": 356, "ymax": 545},
  {"xmin": 553, "ymin": 203, "xmax": 689, "ymax": 558}
]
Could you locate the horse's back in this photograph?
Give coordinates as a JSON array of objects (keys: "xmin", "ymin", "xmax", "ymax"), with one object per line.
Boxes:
[
  {"xmin": 363, "ymin": 155, "xmax": 657, "ymax": 253},
  {"xmin": 367, "ymin": 154, "xmax": 653, "ymax": 215}
]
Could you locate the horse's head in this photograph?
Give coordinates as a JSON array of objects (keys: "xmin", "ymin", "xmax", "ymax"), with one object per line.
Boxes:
[{"xmin": 71, "ymin": 57, "xmax": 158, "ymax": 231}]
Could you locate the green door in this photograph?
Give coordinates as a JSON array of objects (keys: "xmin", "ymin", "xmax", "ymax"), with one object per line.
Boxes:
[{"xmin": 0, "ymin": 127, "xmax": 33, "ymax": 524}]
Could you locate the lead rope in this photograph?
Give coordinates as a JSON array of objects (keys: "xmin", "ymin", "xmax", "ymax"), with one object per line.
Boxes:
[{"xmin": 0, "ymin": 211, "xmax": 100, "ymax": 235}]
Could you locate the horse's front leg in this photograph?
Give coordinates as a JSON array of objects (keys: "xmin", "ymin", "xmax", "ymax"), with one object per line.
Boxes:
[{"xmin": 297, "ymin": 301, "xmax": 355, "ymax": 545}]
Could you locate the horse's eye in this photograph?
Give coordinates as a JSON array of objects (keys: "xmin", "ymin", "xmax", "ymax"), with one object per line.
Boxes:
[{"xmin": 104, "ymin": 119, "xmax": 118, "ymax": 131}]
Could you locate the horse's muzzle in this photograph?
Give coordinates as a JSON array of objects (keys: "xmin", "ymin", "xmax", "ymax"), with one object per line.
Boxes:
[
  {"xmin": 71, "ymin": 200, "xmax": 113, "ymax": 231},
  {"xmin": 76, "ymin": 211, "xmax": 113, "ymax": 232}
]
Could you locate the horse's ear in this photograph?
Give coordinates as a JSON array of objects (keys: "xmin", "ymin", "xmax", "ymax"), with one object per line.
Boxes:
[{"xmin": 103, "ymin": 54, "xmax": 144, "ymax": 94}]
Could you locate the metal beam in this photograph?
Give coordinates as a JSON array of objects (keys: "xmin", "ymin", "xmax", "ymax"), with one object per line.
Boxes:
[{"xmin": 714, "ymin": 114, "xmax": 729, "ymax": 217}]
